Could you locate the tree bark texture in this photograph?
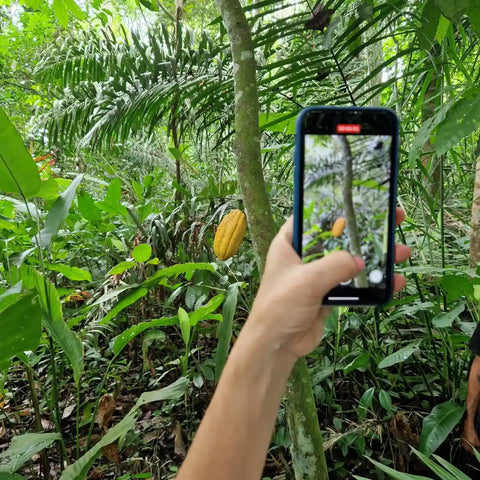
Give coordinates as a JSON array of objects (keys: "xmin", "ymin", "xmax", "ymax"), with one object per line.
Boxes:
[
  {"xmin": 469, "ymin": 155, "xmax": 480, "ymax": 268},
  {"xmin": 214, "ymin": 1, "xmax": 328, "ymax": 479},
  {"xmin": 336, "ymin": 135, "xmax": 367, "ymax": 287},
  {"xmin": 214, "ymin": 0, "xmax": 274, "ymax": 272}
]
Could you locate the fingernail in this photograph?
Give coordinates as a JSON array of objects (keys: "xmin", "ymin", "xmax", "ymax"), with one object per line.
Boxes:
[{"xmin": 353, "ymin": 256, "xmax": 365, "ymax": 271}]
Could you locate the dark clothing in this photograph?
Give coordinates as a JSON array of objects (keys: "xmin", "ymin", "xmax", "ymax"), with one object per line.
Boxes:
[{"xmin": 470, "ymin": 324, "xmax": 480, "ymax": 356}]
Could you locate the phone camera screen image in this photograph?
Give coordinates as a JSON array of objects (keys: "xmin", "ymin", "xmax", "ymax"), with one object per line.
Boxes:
[{"xmin": 294, "ymin": 107, "xmax": 398, "ymax": 305}]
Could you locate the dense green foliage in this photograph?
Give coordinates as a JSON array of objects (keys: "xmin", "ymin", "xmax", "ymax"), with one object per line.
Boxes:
[{"xmin": 1, "ymin": 0, "xmax": 480, "ymax": 479}]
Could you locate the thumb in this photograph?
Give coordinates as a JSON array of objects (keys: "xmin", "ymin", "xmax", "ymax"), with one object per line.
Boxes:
[{"xmin": 303, "ymin": 250, "xmax": 365, "ymax": 295}]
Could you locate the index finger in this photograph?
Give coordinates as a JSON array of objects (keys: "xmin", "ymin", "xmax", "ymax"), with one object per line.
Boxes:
[{"xmin": 396, "ymin": 207, "xmax": 405, "ymax": 226}]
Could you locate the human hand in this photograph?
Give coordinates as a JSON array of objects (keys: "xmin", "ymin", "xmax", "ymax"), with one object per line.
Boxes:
[
  {"xmin": 246, "ymin": 207, "xmax": 411, "ymax": 361},
  {"xmin": 462, "ymin": 419, "xmax": 480, "ymax": 454}
]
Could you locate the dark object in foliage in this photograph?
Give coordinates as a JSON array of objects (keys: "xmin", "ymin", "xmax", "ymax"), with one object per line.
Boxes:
[{"xmin": 305, "ymin": 3, "xmax": 335, "ymax": 31}]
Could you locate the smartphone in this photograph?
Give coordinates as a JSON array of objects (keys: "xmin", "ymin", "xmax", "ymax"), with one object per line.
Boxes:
[{"xmin": 293, "ymin": 106, "xmax": 399, "ymax": 306}]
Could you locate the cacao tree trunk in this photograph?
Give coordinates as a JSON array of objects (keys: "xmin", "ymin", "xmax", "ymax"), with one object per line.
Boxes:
[
  {"xmin": 214, "ymin": 1, "xmax": 328, "ymax": 479},
  {"xmin": 469, "ymin": 155, "xmax": 480, "ymax": 268},
  {"xmin": 336, "ymin": 135, "xmax": 367, "ymax": 287}
]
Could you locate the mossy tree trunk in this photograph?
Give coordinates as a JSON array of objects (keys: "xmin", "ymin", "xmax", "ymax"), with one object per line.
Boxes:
[{"xmin": 214, "ymin": 1, "xmax": 328, "ymax": 478}]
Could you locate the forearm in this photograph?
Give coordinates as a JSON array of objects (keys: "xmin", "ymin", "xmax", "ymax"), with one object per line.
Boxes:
[
  {"xmin": 176, "ymin": 321, "xmax": 296, "ymax": 480},
  {"xmin": 466, "ymin": 356, "xmax": 480, "ymax": 422}
]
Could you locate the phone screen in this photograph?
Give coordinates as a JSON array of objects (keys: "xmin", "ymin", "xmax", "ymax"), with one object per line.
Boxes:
[{"xmin": 294, "ymin": 107, "xmax": 398, "ymax": 305}]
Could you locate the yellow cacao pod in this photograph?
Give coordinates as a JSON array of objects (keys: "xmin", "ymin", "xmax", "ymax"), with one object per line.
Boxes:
[
  {"xmin": 331, "ymin": 216, "xmax": 346, "ymax": 237},
  {"xmin": 213, "ymin": 209, "xmax": 247, "ymax": 261}
]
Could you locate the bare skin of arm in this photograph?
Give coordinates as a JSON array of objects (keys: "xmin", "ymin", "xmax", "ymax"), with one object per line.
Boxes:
[
  {"xmin": 462, "ymin": 355, "xmax": 480, "ymax": 453},
  {"xmin": 176, "ymin": 210, "xmax": 410, "ymax": 480}
]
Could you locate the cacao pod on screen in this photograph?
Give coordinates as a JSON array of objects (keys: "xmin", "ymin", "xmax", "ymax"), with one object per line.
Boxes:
[
  {"xmin": 213, "ymin": 209, "xmax": 247, "ymax": 261},
  {"xmin": 331, "ymin": 216, "xmax": 346, "ymax": 237}
]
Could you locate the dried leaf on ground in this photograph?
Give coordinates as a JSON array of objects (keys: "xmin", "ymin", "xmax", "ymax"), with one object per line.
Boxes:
[
  {"xmin": 87, "ymin": 467, "xmax": 105, "ymax": 479},
  {"xmin": 96, "ymin": 395, "xmax": 116, "ymax": 433},
  {"xmin": 101, "ymin": 442, "xmax": 120, "ymax": 464},
  {"xmin": 173, "ymin": 422, "xmax": 187, "ymax": 457},
  {"xmin": 62, "ymin": 403, "xmax": 76, "ymax": 419}
]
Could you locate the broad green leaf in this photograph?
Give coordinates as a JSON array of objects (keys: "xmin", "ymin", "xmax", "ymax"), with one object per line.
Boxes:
[
  {"xmin": 189, "ymin": 294, "xmax": 224, "ymax": 326},
  {"xmin": 379, "ymin": 390, "xmax": 394, "ymax": 414},
  {"xmin": 413, "ymin": 448, "xmax": 469, "ymax": 480},
  {"xmin": 36, "ymin": 178, "xmax": 59, "ymax": 201},
  {"xmin": 259, "ymin": 112, "xmax": 296, "ymax": 134},
  {"xmin": 111, "ymin": 317, "xmax": 174, "ymax": 355},
  {"xmin": 439, "ymin": 275, "xmax": 473, "ymax": 302},
  {"xmin": 30, "ymin": 271, "xmax": 83, "ymax": 383},
  {"xmin": 178, "ymin": 308, "xmax": 191, "ymax": 346},
  {"xmin": 96, "ymin": 178, "xmax": 127, "ymax": 217},
  {"xmin": 435, "ymin": 88, "xmax": 480, "ymax": 155},
  {"xmin": 62, "ymin": 0, "xmax": 85, "ymax": 20},
  {"xmin": 418, "ymin": 0, "xmax": 441, "ymax": 50},
  {"xmin": 46, "ymin": 263, "xmax": 92, "ymax": 282},
  {"xmin": 419, "ymin": 401, "xmax": 465, "ymax": 456},
  {"xmin": 366, "ymin": 457, "xmax": 434, "ymax": 479},
  {"xmin": 142, "ymin": 262, "xmax": 215, "ymax": 288},
  {"xmin": 132, "ymin": 244, "xmax": 152, "ymax": 263},
  {"xmin": 215, "ymin": 283, "xmax": 239, "ymax": 381},
  {"xmin": 0, "ymin": 108, "xmax": 40, "ymax": 197},
  {"xmin": 0, "ymin": 294, "xmax": 41, "ymax": 371},
  {"xmin": 432, "ymin": 301, "xmax": 465, "ymax": 328},
  {"xmin": 52, "ymin": 0, "xmax": 69, "ymax": 27},
  {"xmin": 467, "ymin": 3, "xmax": 480, "ymax": 34},
  {"xmin": 0, "ymin": 474, "xmax": 26, "ymax": 479},
  {"xmin": 433, "ymin": 0, "xmax": 470, "ymax": 24},
  {"xmin": 138, "ymin": 0, "xmax": 159, "ymax": 11},
  {"xmin": 107, "ymin": 261, "xmax": 136, "ymax": 276},
  {"xmin": 99, "ymin": 288, "xmax": 148, "ymax": 325},
  {"xmin": 378, "ymin": 341, "xmax": 422, "ymax": 369},
  {"xmin": 344, "ymin": 352, "xmax": 370, "ymax": 375},
  {"xmin": 0, "ymin": 432, "xmax": 60, "ymax": 473},
  {"xmin": 59, "ymin": 377, "xmax": 188, "ymax": 480},
  {"xmin": 358, "ymin": 387, "xmax": 375, "ymax": 421},
  {"xmin": 35, "ymin": 175, "xmax": 83, "ymax": 249},
  {"xmin": 77, "ymin": 191, "xmax": 101, "ymax": 222}
]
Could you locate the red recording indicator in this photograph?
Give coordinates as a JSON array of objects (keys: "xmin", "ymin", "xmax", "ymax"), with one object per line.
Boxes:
[{"xmin": 336, "ymin": 124, "xmax": 361, "ymax": 134}]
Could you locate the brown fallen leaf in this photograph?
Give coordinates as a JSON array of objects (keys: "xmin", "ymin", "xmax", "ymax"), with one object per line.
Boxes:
[
  {"xmin": 101, "ymin": 443, "xmax": 120, "ymax": 464},
  {"xmin": 0, "ymin": 423, "xmax": 5, "ymax": 439},
  {"xmin": 96, "ymin": 395, "xmax": 116, "ymax": 433},
  {"xmin": 87, "ymin": 467, "xmax": 105, "ymax": 480},
  {"xmin": 0, "ymin": 394, "xmax": 5, "ymax": 409},
  {"xmin": 62, "ymin": 404, "xmax": 76, "ymax": 419},
  {"xmin": 173, "ymin": 422, "xmax": 187, "ymax": 457}
]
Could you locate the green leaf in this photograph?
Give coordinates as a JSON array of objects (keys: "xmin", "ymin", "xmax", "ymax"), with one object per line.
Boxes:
[
  {"xmin": 178, "ymin": 308, "xmax": 190, "ymax": 346},
  {"xmin": 366, "ymin": 457, "xmax": 434, "ymax": 479},
  {"xmin": 0, "ymin": 294, "xmax": 41, "ymax": 372},
  {"xmin": 0, "ymin": 474, "xmax": 26, "ymax": 479},
  {"xmin": 258, "ymin": 112, "xmax": 296, "ymax": 134},
  {"xmin": 419, "ymin": 401, "xmax": 465, "ymax": 456},
  {"xmin": 96, "ymin": 178, "xmax": 128, "ymax": 217},
  {"xmin": 107, "ymin": 261, "xmax": 137, "ymax": 276},
  {"xmin": 418, "ymin": 0, "xmax": 441, "ymax": 50},
  {"xmin": 215, "ymin": 283, "xmax": 239, "ymax": 381},
  {"xmin": 414, "ymin": 448, "xmax": 469, "ymax": 480},
  {"xmin": 467, "ymin": 3, "xmax": 480, "ymax": 34},
  {"xmin": 358, "ymin": 387, "xmax": 375, "ymax": 421},
  {"xmin": 132, "ymin": 244, "xmax": 152, "ymax": 263},
  {"xmin": 35, "ymin": 175, "xmax": 83, "ymax": 249},
  {"xmin": 189, "ymin": 294, "xmax": 224, "ymax": 326},
  {"xmin": 111, "ymin": 317, "xmax": 174, "ymax": 355},
  {"xmin": 344, "ymin": 352, "xmax": 371, "ymax": 375},
  {"xmin": 36, "ymin": 178, "xmax": 59, "ymax": 201},
  {"xmin": 0, "ymin": 432, "xmax": 60, "ymax": 473},
  {"xmin": 142, "ymin": 262, "xmax": 215, "ymax": 288},
  {"xmin": 0, "ymin": 108, "xmax": 40, "ymax": 197},
  {"xmin": 378, "ymin": 341, "xmax": 421, "ymax": 369},
  {"xmin": 432, "ymin": 301, "xmax": 465, "ymax": 328},
  {"xmin": 435, "ymin": 88, "xmax": 480, "ymax": 155},
  {"xmin": 52, "ymin": 0, "xmax": 69, "ymax": 27},
  {"xmin": 439, "ymin": 275, "xmax": 473, "ymax": 302},
  {"xmin": 46, "ymin": 263, "xmax": 92, "ymax": 282},
  {"xmin": 433, "ymin": 0, "xmax": 470, "ymax": 24},
  {"xmin": 99, "ymin": 288, "xmax": 148, "ymax": 325},
  {"xmin": 62, "ymin": 0, "xmax": 85, "ymax": 20},
  {"xmin": 77, "ymin": 191, "xmax": 101, "ymax": 222},
  {"xmin": 30, "ymin": 270, "xmax": 83, "ymax": 383},
  {"xmin": 379, "ymin": 390, "xmax": 394, "ymax": 414}
]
